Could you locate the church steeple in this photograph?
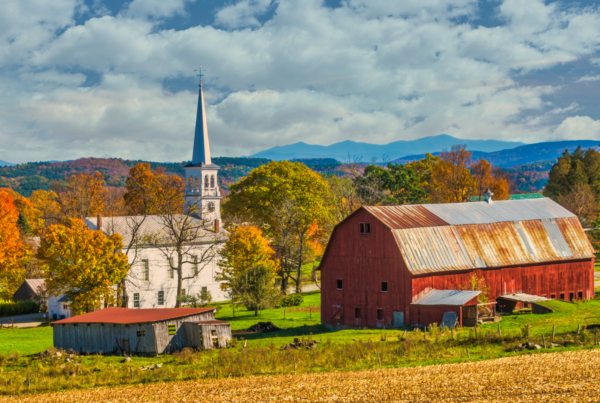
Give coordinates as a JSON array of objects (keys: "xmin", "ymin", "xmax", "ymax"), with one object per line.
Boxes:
[
  {"xmin": 184, "ymin": 67, "xmax": 221, "ymax": 223},
  {"xmin": 191, "ymin": 71, "xmax": 212, "ymax": 165}
]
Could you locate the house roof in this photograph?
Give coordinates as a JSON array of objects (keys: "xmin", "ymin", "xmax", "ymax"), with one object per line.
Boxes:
[
  {"xmin": 52, "ymin": 307, "xmax": 215, "ymax": 325},
  {"xmin": 23, "ymin": 279, "xmax": 46, "ymax": 293},
  {"xmin": 412, "ymin": 290, "xmax": 481, "ymax": 306},
  {"xmin": 85, "ymin": 215, "xmax": 226, "ymax": 245}
]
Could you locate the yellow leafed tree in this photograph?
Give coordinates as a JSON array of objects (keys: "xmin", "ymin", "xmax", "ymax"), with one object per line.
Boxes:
[
  {"xmin": 30, "ymin": 190, "xmax": 61, "ymax": 227},
  {"xmin": 36, "ymin": 219, "xmax": 129, "ymax": 314},
  {"xmin": 216, "ymin": 225, "xmax": 279, "ymax": 292}
]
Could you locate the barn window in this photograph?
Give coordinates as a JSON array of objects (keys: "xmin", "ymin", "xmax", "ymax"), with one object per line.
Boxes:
[
  {"xmin": 360, "ymin": 223, "xmax": 371, "ymax": 234},
  {"xmin": 168, "ymin": 324, "xmax": 176, "ymax": 335},
  {"xmin": 137, "ymin": 330, "xmax": 145, "ymax": 337},
  {"xmin": 133, "ymin": 293, "xmax": 140, "ymax": 308},
  {"xmin": 578, "ymin": 291, "xmax": 583, "ymax": 300},
  {"xmin": 158, "ymin": 291, "xmax": 164, "ymax": 305},
  {"xmin": 211, "ymin": 330, "xmax": 217, "ymax": 336},
  {"xmin": 551, "ymin": 294, "xmax": 555, "ymax": 299},
  {"xmin": 377, "ymin": 309, "xmax": 383, "ymax": 321},
  {"xmin": 336, "ymin": 279, "xmax": 343, "ymax": 290},
  {"xmin": 569, "ymin": 292, "xmax": 574, "ymax": 301},
  {"xmin": 355, "ymin": 308, "xmax": 361, "ymax": 319},
  {"xmin": 142, "ymin": 259, "xmax": 149, "ymax": 281},
  {"xmin": 381, "ymin": 282, "xmax": 388, "ymax": 292},
  {"xmin": 560, "ymin": 293, "xmax": 565, "ymax": 301}
]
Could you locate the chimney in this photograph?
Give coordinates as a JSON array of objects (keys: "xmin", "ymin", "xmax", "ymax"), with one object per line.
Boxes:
[
  {"xmin": 483, "ymin": 189, "xmax": 494, "ymax": 204},
  {"xmin": 215, "ymin": 219, "xmax": 220, "ymax": 233},
  {"xmin": 97, "ymin": 214, "xmax": 103, "ymax": 231}
]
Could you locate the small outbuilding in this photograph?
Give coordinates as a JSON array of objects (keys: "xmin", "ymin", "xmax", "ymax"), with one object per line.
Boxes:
[
  {"xmin": 52, "ymin": 307, "xmax": 232, "ymax": 355},
  {"xmin": 12, "ymin": 279, "xmax": 46, "ymax": 303}
]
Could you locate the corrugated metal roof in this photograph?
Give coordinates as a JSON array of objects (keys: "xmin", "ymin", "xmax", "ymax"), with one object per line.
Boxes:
[
  {"xmin": 24, "ymin": 279, "xmax": 46, "ymax": 293},
  {"xmin": 556, "ymin": 217, "xmax": 596, "ymax": 259},
  {"xmin": 498, "ymin": 293, "xmax": 548, "ymax": 303},
  {"xmin": 422, "ymin": 198, "xmax": 575, "ymax": 225},
  {"xmin": 364, "ymin": 205, "xmax": 449, "ymax": 229},
  {"xmin": 412, "ymin": 289, "xmax": 481, "ymax": 306},
  {"xmin": 193, "ymin": 320, "xmax": 229, "ymax": 325},
  {"xmin": 52, "ymin": 307, "xmax": 215, "ymax": 325}
]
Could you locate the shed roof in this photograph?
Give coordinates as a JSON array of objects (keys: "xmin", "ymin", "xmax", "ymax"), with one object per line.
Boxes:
[
  {"xmin": 23, "ymin": 279, "xmax": 46, "ymax": 293},
  {"xmin": 412, "ymin": 290, "xmax": 480, "ymax": 306},
  {"xmin": 192, "ymin": 320, "xmax": 230, "ymax": 325},
  {"xmin": 52, "ymin": 307, "xmax": 215, "ymax": 325},
  {"xmin": 497, "ymin": 293, "xmax": 549, "ymax": 303}
]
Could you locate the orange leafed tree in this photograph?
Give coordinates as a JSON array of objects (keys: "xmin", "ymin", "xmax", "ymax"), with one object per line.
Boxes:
[
  {"xmin": 430, "ymin": 145, "xmax": 476, "ymax": 203},
  {"xmin": 471, "ymin": 159, "xmax": 510, "ymax": 201},
  {"xmin": 0, "ymin": 188, "xmax": 44, "ymax": 234},
  {"xmin": 56, "ymin": 172, "xmax": 106, "ymax": 220},
  {"xmin": 124, "ymin": 163, "xmax": 184, "ymax": 215},
  {"xmin": 0, "ymin": 191, "xmax": 28, "ymax": 297}
]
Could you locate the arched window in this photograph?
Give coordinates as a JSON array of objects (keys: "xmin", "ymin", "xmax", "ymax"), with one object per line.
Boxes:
[
  {"xmin": 210, "ymin": 175, "xmax": 215, "ymax": 188},
  {"xmin": 194, "ymin": 175, "xmax": 200, "ymax": 192},
  {"xmin": 204, "ymin": 175, "xmax": 209, "ymax": 188},
  {"xmin": 187, "ymin": 177, "xmax": 193, "ymax": 192}
]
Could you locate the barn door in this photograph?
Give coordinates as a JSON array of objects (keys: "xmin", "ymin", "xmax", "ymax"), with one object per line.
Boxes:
[{"xmin": 393, "ymin": 311, "xmax": 404, "ymax": 328}]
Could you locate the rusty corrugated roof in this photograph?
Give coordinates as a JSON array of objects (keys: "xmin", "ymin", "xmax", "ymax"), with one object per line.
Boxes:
[
  {"xmin": 412, "ymin": 290, "xmax": 480, "ymax": 306},
  {"xmin": 364, "ymin": 205, "xmax": 449, "ymax": 229},
  {"xmin": 555, "ymin": 217, "xmax": 595, "ymax": 259},
  {"xmin": 52, "ymin": 307, "xmax": 215, "ymax": 325}
]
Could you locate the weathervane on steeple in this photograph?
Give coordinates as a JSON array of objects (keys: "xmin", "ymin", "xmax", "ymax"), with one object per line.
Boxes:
[{"xmin": 194, "ymin": 66, "xmax": 204, "ymax": 86}]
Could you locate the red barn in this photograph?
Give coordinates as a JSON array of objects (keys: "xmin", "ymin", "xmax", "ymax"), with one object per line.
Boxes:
[{"xmin": 320, "ymin": 197, "xmax": 595, "ymax": 328}]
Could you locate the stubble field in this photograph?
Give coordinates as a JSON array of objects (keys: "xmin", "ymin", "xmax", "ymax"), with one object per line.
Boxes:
[{"xmin": 1, "ymin": 349, "xmax": 598, "ymax": 402}]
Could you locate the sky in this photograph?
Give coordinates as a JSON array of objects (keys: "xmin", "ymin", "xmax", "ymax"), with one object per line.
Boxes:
[{"xmin": 1, "ymin": 0, "xmax": 600, "ymax": 164}]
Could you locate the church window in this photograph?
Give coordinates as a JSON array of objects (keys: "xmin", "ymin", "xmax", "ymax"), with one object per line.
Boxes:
[
  {"xmin": 194, "ymin": 176, "xmax": 200, "ymax": 192},
  {"xmin": 204, "ymin": 175, "xmax": 209, "ymax": 188},
  {"xmin": 210, "ymin": 175, "xmax": 215, "ymax": 188},
  {"xmin": 187, "ymin": 177, "xmax": 193, "ymax": 192},
  {"xmin": 208, "ymin": 202, "xmax": 215, "ymax": 212}
]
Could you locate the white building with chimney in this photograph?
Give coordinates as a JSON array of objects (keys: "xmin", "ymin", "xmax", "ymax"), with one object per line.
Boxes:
[{"xmin": 85, "ymin": 73, "xmax": 228, "ymax": 309}]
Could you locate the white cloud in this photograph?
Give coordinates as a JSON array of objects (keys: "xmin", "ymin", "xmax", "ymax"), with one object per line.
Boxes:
[
  {"xmin": 552, "ymin": 116, "xmax": 600, "ymax": 140},
  {"xmin": 576, "ymin": 75, "xmax": 600, "ymax": 83},
  {"xmin": 2, "ymin": 0, "xmax": 600, "ymax": 163},
  {"xmin": 215, "ymin": 0, "xmax": 274, "ymax": 29}
]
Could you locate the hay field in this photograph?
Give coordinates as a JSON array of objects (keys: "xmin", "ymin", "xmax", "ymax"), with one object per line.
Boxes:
[{"xmin": 2, "ymin": 349, "xmax": 599, "ymax": 402}]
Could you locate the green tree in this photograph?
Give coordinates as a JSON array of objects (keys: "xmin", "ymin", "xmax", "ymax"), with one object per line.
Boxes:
[
  {"xmin": 16, "ymin": 212, "xmax": 32, "ymax": 236},
  {"xmin": 224, "ymin": 161, "xmax": 331, "ymax": 293},
  {"xmin": 354, "ymin": 163, "xmax": 427, "ymax": 205},
  {"xmin": 545, "ymin": 146, "xmax": 600, "ymax": 199},
  {"xmin": 230, "ymin": 264, "xmax": 279, "ymax": 316}
]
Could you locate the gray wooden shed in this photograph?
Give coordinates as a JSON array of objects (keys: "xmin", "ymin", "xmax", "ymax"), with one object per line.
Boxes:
[
  {"xmin": 183, "ymin": 320, "xmax": 232, "ymax": 349},
  {"xmin": 51, "ymin": 307, "xmax": 222, "ymax": 355}
]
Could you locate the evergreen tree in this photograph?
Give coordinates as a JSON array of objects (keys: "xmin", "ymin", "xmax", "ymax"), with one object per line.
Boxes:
[
  {"xmin": 16, "ymin": 212, "xmax": 32, "ymax": 236},
  {"xmin": 544, "ymin": 146, "xmax": 600, "ymax": 199}
]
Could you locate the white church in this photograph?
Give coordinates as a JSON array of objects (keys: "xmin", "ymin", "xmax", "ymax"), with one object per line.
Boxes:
[{"xmin": 85, "ymin": 75, "xmax": 228, "ymax": 310}]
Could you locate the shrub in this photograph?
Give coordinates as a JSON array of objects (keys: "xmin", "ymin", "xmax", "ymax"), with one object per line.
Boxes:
[
  {"xmin": 0, "ymin": 300, "xmax": 40, "ymax": 317},
  {"xmin": 279, "ymin": 293, "xmax": 304, "ymax": 308}
]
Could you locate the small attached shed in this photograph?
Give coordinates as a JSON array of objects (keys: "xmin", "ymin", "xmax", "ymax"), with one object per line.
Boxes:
[
  {"xmin": 183, "ymin": 320, "xmax": 232, "ymax": 349},
  {"xmin": 411, "ymin": 290, "xmax": 480, "ymax": 327},
  {"xmin": 52, "ymin": 307, "xmax": 229, "ymax": 355}
]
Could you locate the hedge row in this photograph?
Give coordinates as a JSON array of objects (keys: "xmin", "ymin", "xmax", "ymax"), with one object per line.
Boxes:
[{"xmin": 0, "ymin": 301, "xmax": 40, "ymax": 318}]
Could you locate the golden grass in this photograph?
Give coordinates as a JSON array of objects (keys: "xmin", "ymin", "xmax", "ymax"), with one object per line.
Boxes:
[{"xmin": 2, "ymin": 349, "xmax": 599, "ymax": 402}]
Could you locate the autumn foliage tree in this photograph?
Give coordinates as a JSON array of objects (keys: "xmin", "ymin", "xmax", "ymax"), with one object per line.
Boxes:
[
  {"xmin": 55, "ymin": 172, "xmax": 106, "ymax": 220},
  {"xmin": 471, "ymin": 159, "xmax": 510, "ymax": 201},
  {"xmin": 216, "ymin": 225, "xmax": 278, "ymax": 293},
  {"xmin": 124, "ymin": 163, "xmax": 184, "ymax": 215},
  {"xmin": 36, "ymin": 219, "xmax": 129, "ymax": 314},
  {"xmin": 0, "ymin": 191, "xmax": 28, "ymax": 297}
]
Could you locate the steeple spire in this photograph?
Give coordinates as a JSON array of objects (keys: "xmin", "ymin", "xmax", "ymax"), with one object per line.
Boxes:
[{"xmin": 191, "ymin": 67, "xmax": 211, "ymax": 165}]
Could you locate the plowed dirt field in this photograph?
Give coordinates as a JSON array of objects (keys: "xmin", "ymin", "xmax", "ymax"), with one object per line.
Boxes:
[{"xmin": 2, "ymin": 349, "xmax": 599, "ymax": 402}]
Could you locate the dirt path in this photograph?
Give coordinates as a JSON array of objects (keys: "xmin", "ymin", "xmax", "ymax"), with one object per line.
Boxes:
[{"xmin": 3, "ymin": 349, "xmax": 600, "ymax": 402}]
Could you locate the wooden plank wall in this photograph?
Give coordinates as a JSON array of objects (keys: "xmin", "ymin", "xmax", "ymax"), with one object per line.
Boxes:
[
  {"xmin": 52, "ymin": 311, "xmax": 217, "ymax": 355},
  {"xmin": 182, "ymin": 323, "xmax": 232, "ymax": 349},
  {"xmin": 321, "ymin": 209, "xmax": 408, "ymax": 329}
]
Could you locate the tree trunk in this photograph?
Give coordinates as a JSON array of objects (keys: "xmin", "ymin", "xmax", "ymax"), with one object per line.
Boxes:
[
  {"xmin": 175, "ymin": 251, "xmax": 183, "ymax": 308},
  {"xmin": 295, "ymin": 237, "xmax": 304, "ymax": 294},
  {"xmin": 281, "ymin": 276, "xmax": 288, "ymax": 293},
  {"xmin": 255, "ymin": 306, "xmax": 258, "ymax": 317},
  {"xmin": 119, "ymin": 279, "xmax": 128, "ymax": 308}
]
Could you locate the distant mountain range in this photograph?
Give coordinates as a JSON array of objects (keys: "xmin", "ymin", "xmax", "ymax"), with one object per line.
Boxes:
[
  {"xmin": 0, "ymin": 160, "xmax": 15, "ymax": 167},
  {"xmin": 393, "ymin": 140, "xmax": 600, "ymax": 168},
  {"xmin": 251, "ymin": 134, "xmax": 525, "ymax": 161}
]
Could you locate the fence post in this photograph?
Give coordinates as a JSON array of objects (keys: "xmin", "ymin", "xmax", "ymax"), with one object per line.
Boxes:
[
  {"xmin": 27, "ymin": 373, "xmax": 30, "ymax": 389},
  {"xmin": 542, "ymin": 335, "xmax": 546, "ymax": 349},
  {"xmin": 212, "ymin": 357, "xmax": 216, "ymax": 378},
  {"xmin": 577, "ymin": 323, "xmax": 581, "ymax": 336},
  {"xmin": 465, "ymin": 347, "xmax": 470, "ymax": 359},
  {"xmin": 527, "ymin": 324, "xmax": 530, "ymax": 339},
  {"xmin": 130, "ymin": 367, "xmax": 133, "ymax": 381},
  {"xmin": 401, "ymin": 330, "xmax": 406, "ymax": 341},
  {"xmin": 294, "ymin": 356, "xmax": 296, "ymax": 374},
  {"xmin": 498, "ymin": 324, "xmax": 501, "ymax": 338},
  {"xmin": 284, "ymin": 310, "xmax": 286, "ymax": 320},
  {"xmin": 552, "ymin": 324, "xmax": 555, "ymax": 342},
  {"xmin": 595, "ymin": 328, "xmax": 598, "ymax": 346},
  {"xmin": 377, "ymin": 351, "xmax": 381, "ymax": 367}
]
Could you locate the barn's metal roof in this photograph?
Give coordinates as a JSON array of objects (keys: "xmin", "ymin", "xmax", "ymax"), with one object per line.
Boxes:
[
  {"xmin": 192, "ymin": 320, "xmax": 230, "ymax": 325},
  {"xmin": 376, "ymin": 198, "xmax": 595, "ymax": 276},
  {"xmin": 52, "ymin": 307, "xmax": 215, "ymax": 325},
  {"xmin": 364, "ymin": 205, "xmax": 449, "ymax": 229},
  {"xmin": 412, "ymin": 290, "xmax": 480, "ymax": 306},
  {"xmin": 422, "ymin": 198, "xmax": 575, "ymax": 225},
  {"xmin": 23, "ymin": 279, "xmax": 46, "ymax": 293}
]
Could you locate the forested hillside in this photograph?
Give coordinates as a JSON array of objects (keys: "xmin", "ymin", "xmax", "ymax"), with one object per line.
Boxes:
[{"xmin": 0, "ymin": 157, "xmax": 346, "ymax": 196}]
